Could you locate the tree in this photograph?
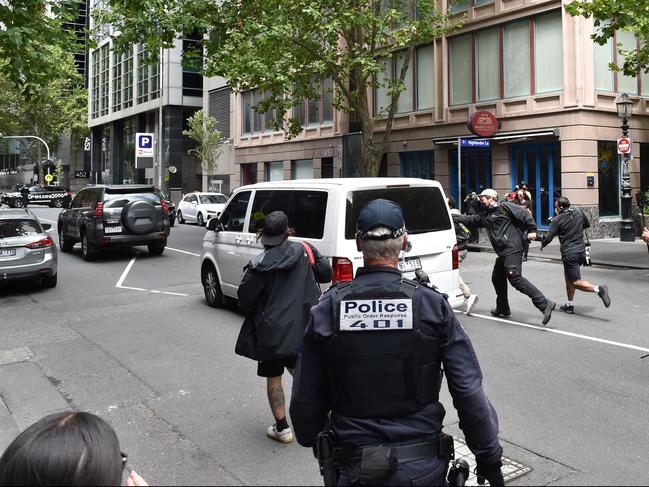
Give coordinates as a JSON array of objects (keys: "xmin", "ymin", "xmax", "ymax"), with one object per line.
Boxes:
[
  {"xmin": 95, "ymin": 0, "xmax": 459, "ymax": 176},
  {"xmin": 0, "ymin": 49, "xmax": 87, "ymax": 183},
  {"xmin": 182, "ymin": 109, "xmax": 224, "ymax": 175},
  {"xmin": 0, "ymin": 0, "xmax": 84, "ymax": 95},
  {"xmin": 565, "ymin": 0, "xmax": 649, "ymax": 77}
]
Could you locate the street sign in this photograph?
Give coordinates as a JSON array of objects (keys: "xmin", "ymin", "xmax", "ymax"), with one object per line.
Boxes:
[
  {"xmin": 461, "ymin": 139, "xmax": 491, "ymax": 148},
  {"xmin": 44, "ymin": 173, "xmax": 53, "ymax": 183},
  {"xmin": 617, "ymin": 137, "xmax": 632, "ymax": 155},
  {"xmin": 136, "ymin": 133, "xmax": 155, "ymax": 157}
]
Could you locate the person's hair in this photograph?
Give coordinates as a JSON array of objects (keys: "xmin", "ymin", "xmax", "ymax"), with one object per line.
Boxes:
[
  {"xmin": 555, "ymin": 197, "xmax": 571, "ymax": 210},
  {"xmin": 0, "ymin": 411, "xmax": 123, "ymax": 486},
  {"xmin": 358, "ymin": 226, "xmax": 404, "ymax": 261},
  {"xmin": 447, "ymin": 196, "xmax": 457, "ymax": 209},
  {"xmin": 255, "ymin": 226, "xmax": 296, "ymax": 243}
]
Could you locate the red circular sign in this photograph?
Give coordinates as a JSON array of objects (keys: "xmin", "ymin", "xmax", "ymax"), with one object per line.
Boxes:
[
  {"xmin": 467, "ymin": 111, "xmax": 498, "ymax": 138},
  {"xmin": 617, "ymin": 137, "xmax": 631, "ymax": 154}
]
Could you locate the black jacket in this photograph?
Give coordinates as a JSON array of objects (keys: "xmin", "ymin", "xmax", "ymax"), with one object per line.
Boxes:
[
  {"xmin": 290, "ymin": 266, "xmax": 502, "ymax": 468},
  {"xmin": 455, "ymin": 201, "xmax": 536, "ymax": 256},
  {"xmin": 539, "ymin": 207, "xmax": 589, "ymax": 257},
  {"xmin": 236, "ymin": 240, "xmax": 332, "ymax": 361}
]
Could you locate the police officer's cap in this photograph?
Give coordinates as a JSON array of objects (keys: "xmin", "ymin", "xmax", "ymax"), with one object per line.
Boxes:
[{"xmin": 357, "ymin": 199, "xmax": 405, "ymax": 240}]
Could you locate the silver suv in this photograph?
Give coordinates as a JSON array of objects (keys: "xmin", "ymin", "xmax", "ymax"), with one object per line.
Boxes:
[{"xmin": 0, "ymin": 208, "xmax": 58, "ymax": 288}]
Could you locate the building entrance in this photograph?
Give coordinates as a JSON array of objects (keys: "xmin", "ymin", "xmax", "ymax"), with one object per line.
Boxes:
[{"xmin": 449, "ymin": 147, "xmax": 492, "ymax": 209}]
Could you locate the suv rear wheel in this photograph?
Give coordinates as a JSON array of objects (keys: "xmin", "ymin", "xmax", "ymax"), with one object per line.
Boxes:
[
  {"xmin": 202, "ymin": 263, "xmax": 224, "ymax": 307},
  {"xmin": 147, "ymin": 241, "xmax": 166, "ymax": 256},
  {"xmin": 81, "ymin": 231, "xmax": 96, "ymax": 261}
]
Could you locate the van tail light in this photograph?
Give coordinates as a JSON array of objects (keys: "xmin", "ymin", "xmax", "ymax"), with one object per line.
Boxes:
[
  {"xmin": 94, "ymin": 201, "xmax": 104, "ymax": 218},
  {"xmin": 26, "ymin": 237, "xmax": 53, "ymax": 249},
  {"xmin": 332, "ymin": 257, "xmax": 354, "ymax": 284},
  {"xmin": 160, "ymin": 199, "xmax": 169, "ymax": 215},
  {"xmin": 452, "ymin": 244, "xmax": 459, "ymax": 270}
]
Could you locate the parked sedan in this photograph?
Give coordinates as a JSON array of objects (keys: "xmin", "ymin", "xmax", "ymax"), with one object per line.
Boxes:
[
  {"xmin": 177, "ymin": 192, "xmax": 227, "ymax": 226},
  {"xmin": 0, "ymin": 208, "xmax": 58, "ymax": 288}
]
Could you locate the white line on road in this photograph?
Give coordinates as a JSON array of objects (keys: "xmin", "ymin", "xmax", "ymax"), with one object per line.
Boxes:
[
  {"xmin": 457, "ymin": 310, "xmax": 649, "ymax": 354},
  {"xmin": 166, "ymin": 247, "xmax": 200, "ymax": 257},
  {"xmin": 115, "ymin": 256, "xmax": 137, "ymax": 288}
]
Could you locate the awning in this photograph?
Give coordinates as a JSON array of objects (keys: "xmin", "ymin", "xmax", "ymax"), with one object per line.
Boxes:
[{"xmin": 433, "ymin": 128, "xmax": 560, "ymax": 145}]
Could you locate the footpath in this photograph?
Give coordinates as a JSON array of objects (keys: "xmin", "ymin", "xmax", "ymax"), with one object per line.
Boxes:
[{"xmin": 468, "ymin": 237, "xmax": 649, "ymax": 270}]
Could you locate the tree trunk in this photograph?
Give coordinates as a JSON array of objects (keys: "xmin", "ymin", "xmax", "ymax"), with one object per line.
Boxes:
[{"xmin": 355, "ymin": 71, "xmax": 382, "ymax": 177}]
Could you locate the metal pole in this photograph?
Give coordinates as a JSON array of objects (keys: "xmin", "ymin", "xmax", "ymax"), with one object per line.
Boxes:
[
  {"xmin": 158, "ymin": 46, "xmax": 164, "ymax": 189},
  {"xmin": 457, "ymin": 137, "xmax": 462, "ymax": 211},
  {"xmin": 620, "ymin": 117, "xmax": 635, "ymax": 241}
]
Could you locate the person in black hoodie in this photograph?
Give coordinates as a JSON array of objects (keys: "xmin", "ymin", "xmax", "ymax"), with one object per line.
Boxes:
[
  {"xmin": 454, "ymin": 189, "xmax": 556, "ymax": 325},
  {"xmin": 236, "ymin": 211, "xmax": 332, "ymax": 444}
]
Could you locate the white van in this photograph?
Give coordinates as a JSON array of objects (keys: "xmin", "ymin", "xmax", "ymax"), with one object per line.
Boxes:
[{"xmin": 200, "ymin": 178, "xmax": 463, "ymax": 308}]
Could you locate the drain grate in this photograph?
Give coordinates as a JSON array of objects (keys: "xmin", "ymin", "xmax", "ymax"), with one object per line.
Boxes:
[
  {"xmin": 0, "ymin": 347, "xmax": 33, "ymax": 366},
  {"xmin": 453, "ymin": 437, "xmax": 532, "ymax": 485}
]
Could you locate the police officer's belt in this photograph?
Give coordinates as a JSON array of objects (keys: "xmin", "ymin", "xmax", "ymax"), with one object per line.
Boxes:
[{"xmin": 336, "ymin": 440, "xmax": 438, "ymax": 466}]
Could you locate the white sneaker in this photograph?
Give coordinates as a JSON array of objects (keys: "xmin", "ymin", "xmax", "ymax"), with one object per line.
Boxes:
[
  {"xmin": 266, "ymin": 424, "xmax": 294, "ymax": 443},
  {"xmin": 465, "ymin": 295, "xmax": 479, "ymax": 316}
]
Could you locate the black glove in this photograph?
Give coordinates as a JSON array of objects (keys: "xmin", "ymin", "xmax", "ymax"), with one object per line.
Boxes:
[{"xmin": 476, "ymin": 460, "xmax": 504, "ymax": 486}]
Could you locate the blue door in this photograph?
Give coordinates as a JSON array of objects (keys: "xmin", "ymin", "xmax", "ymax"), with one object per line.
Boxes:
[
  {"xmin": 449, "ymin": 147, "xmax": 492, "ymax": 208},
  {"xmin": 510, "ymin": 142, "xmax": 561, "ymax": 229},
  {"xmin": 400, "ymin": 151, "xmax": 433, "ymax": 179}
]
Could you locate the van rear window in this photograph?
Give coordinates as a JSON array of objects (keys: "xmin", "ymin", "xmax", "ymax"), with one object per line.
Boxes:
[{"xmin": 345, "ymin": 187, "xmax": 451, "ymax": 239}]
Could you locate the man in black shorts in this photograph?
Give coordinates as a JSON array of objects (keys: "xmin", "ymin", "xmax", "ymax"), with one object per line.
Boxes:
[
  {"xmin": 236, "ymin": 211, "xmax": 332, "ymax": 443},
  {"xmin": 538, "ymin": 197, "xmax": 610, "ymax": 313}
]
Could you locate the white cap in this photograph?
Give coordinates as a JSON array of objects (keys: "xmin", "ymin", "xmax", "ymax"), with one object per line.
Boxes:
[{"xmin": 479, "ymin": 188, "xmax": 498, "ymax": 199}]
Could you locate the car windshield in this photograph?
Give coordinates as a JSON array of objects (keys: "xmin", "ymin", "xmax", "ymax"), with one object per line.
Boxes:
[
  {"xmin": 0, "ymin": 219, "xmax": 41, "ymax": 238},
  {"xmin": 103, "ymin": 192, "xmax": 160, "ymax": 209},
  {"xmin": 345, "ymin": 187, "xmax": 452, "ymax": 239},
  {"xmin": 200, "ymin": 194, "xmax": 227, "ymax": 204}
]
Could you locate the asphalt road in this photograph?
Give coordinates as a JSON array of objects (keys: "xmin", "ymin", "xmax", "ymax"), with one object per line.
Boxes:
[{"xmin": 1, "ymin": 207, "xmax": 648, "ymax": 485}]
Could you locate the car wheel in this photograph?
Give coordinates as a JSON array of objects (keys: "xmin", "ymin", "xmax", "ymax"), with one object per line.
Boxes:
[
  {"xmin": 41, "ymin": 274, "xmax": 58, "ymax": 288},
  {"xmin": 53, "ymin": 199, "xmax": 64, "ymax": 208},
  {"xmin": 202, "ymin": 263, "xmax": 224, "ymax": 308},
  {"xmin": 197, "ymin": 213, "xmax": 205, "ymax": 227},
  {"xmin": 58, "ymin": 226, "xmax": 74, "ymax": 252},
  {"xmin": 177, "ymin": 211, "xmax": 185, "ymax": 224},
  {"xmin": 148, "ymin": 241, "xmax": 166, "ymax": 256},
  {"xmin": 81, "ymin": 231, "xmax": 96, "ymax": 261}
]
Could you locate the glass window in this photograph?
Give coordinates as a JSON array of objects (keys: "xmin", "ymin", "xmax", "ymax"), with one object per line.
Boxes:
[
  {"xmin": 374, "ymin": 57, "xmax": 391, "ymax": 116},
  {"xmin": 535, "ymin": 12, "xmax": 563, "ymax": 93},
  {"xmin": 616, "ymin": 29, "xmax": 638, "ymax": 95},
  {"xmin": 252, "ymin": 89, "xmax": 263, "ymax": 133},
  {"xmin": 291, "ymin": 159, "xmax": 313, "ymax": 179},
  {"xmin": 448, "ymin": 0, "xmax": 469, "ymax": 14},
  {"xmin": 597, "ymin": 141, "xmax": 620, "ymax": 217},
  {"xmin": 112, "ymin": 51, "xmax": 122, "ymax": 111},
  {"xmin": 395, "ymin": 52, "xmax": 414, "ymax": 113},
  {"xmin": 265, "ymin": 161, "xmax": 284, "ymax": 181},
  {"xmin": 219, "ymin": 191, "xmax": 251, "ymax": 232},
  {"xmin": 504, "ymin": 20, "xmax": 531, "ymax": 98},
  {"xmin": 123, "ymin": 48, "xmax": 134, "ymax": 108},
  {"xmin": 593, "ymin": 22, "xmax": 613, "ymax": 92},
  {"xmin": 242, "ymin": 91, "xmax": 252, "ymax": 135},
  {"xmin": 476, "ymin": 28, "xmax": 500, "ymax": 101},
  {"xmin": 450, "ymin": 34, "xmax": 472, "ymax": 105},
  {"xmin": 0, "ymin": 220, "xmax": 42, "ymax": 237},
  {"xmin": 345, "ymin": 187, "xmax": 451, "ymax": 239},
  {"xmin": 416, "ymin": 45, "xmax": 434, "ymax": 110},
  {"xmin": 288, "ymin": 191, "xmax": 328, "ymax": 239},
  {"xmin": 322, "ymin": 78, "xmax": 334, "ymax": 123},
  {"xmin": 199, "ymin": 194, "xmax": 225, "ymax": 204},
  {"xmin": 249, "ymin": 190, "xmax": 292, "ymax": 233}
]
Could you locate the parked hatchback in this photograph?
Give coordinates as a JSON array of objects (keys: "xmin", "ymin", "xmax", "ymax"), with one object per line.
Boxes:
[
  {"xmin": 0, "ymin": 208, "xmax": 58, "ymax": 288},
  {"xmin": 177, "ymin": 192, "xmax": 227, "ymax": 226},
  {"xmin": 57, "ymin": 185, "xmax": 170, "ymax": 260}
]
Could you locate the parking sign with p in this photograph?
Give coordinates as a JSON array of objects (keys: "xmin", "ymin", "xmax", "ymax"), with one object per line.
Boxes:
[{"xmin": 136, "ymin": 133, "xmax": 154, "ymax": 157}]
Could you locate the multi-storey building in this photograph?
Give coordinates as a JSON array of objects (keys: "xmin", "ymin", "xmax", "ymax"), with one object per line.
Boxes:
[{"xmin": 228, "ymin": 0, "xmax": 649, "ymax": 237}]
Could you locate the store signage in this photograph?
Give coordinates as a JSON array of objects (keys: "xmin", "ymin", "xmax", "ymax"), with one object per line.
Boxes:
[
  {"xmin": 617, "ymin": 137, "xmax": 632, "ymax": 155},
  {"xmin": 75, "ymin": 171, "xmax": 90, "ymax": 178},
  {"xmin": 467, "ymin": 111, "xmax": 498, "ymax": 138},
  {"xmin": 461, "ymin": 139, "xmax": 491, "ymax": 148}
]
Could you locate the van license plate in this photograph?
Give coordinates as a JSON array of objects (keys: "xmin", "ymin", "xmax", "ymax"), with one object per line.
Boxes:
[
  {"xmin": 104, "ymin": 226, "xmax": 122, "ymax": 234},
  {"xmin": 398, "ymin": 258, "xmax": 421, "ymax": 272},
  {"xmin": 0, "ymin": 249, "xmax": 17, "ymax": 257}
]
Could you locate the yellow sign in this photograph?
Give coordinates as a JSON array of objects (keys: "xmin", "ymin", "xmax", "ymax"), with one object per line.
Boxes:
[{"xmin": 44, "ymin": 174, "xmax": 54, "ymax": 183}]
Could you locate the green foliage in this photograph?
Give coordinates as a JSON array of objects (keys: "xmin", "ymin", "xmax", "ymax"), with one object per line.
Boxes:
[
  {"xmin": 565, "ymin": 0, "xmax": 649, "ymax": 76},
  {"xmin": 182, "ymin": 109, "xmax": 224, "ymax": 175},
  {"xmin": 0, "ymin": 0, "xmax": 84, "ymax": 95},
  {"xmin": 97, "ymin": 0, "xmax": 460, "ymax": 176}
]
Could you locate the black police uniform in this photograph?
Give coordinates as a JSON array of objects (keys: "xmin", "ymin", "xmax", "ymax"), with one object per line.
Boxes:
[{"xmin": 289, "ymin": 266, "xmax": 503, "ymax": 486}]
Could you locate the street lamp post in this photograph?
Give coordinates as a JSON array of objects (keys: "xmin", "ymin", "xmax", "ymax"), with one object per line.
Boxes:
[{"xmin": 615, "ymin": 93, "xmax": 635, "ymax": 242}]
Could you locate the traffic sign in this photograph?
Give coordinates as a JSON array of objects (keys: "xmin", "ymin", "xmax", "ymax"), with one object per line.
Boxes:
[
  {"xmin": 44, "ymin": 174, "xmax": 53, "ymax": 183},
  {"xmin": 136, "ymin": 133, "xmax": 155, "ymax": 157},
  {"xmin": 617, "ymin": 137, "xmax": 632, "ymax": 155},
  {"xmin": 461, "ymin": 139, "xmax": 491, "ymax": 148}
]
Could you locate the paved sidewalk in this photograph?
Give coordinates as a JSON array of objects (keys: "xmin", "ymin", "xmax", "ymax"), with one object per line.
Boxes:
[{"xmin": 468, "ymin": 237, "xmax": 649, "ymax": 269}]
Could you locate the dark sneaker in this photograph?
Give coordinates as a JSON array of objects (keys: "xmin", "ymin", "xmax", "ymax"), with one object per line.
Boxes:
[
  {"xmin": 597, "ymin": 285, "xmax": 611, "ymax": 308},
  {"xmin": 559, "ymin": 304, "xmax": 574, "ymax": 314},
  {"xmin": 490, "ymin": 308, "xmax": 511, "ymax": 318},
  {"xmin": 542, "ymin": 301, "xmax": 556, "ymax": 325}
]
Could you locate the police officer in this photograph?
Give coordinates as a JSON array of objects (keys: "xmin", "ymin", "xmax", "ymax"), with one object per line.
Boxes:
[
  {"xmin": 454, "ymin": 189, "xmax": 555, "ymax": 325},
  {"xmin": 538, "ymin": 197, "xmax": 610, "ymax": 314},
  {"xmin": 289, "ymin": 199, "xmax": 504, "ymax": 486},
  {"xmin": 20, "ymin": 185, "xmax": 29, "ymax": 208}
]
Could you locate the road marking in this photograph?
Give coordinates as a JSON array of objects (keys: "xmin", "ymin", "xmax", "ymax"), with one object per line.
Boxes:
[
  {"xmin": 115, "ymin": 255, "xmax": 190, "ymax": 297},
  {"xmin": 116, "ymin": 256, "xmax": 137, "ymax": 288},
  {"xmin": 457, "ymin": 310, "xmax": 649, "ymax": 354},
  {"xmin": 166, "ymin": 247, "xmax": 200, "ymax": 257}
]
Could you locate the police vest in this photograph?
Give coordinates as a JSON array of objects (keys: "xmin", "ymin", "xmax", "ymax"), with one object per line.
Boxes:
[{"xmin": 322, "ymin": 279, "xmax": 442, "ymax": 419}]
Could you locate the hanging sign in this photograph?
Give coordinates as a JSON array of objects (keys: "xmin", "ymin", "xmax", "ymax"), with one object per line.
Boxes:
[{"xmin": 467, "ymin": 111, "xmax": 498, "ymax": 138}]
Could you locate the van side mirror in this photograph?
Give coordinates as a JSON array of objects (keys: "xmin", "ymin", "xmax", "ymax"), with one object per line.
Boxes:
[{"xmin": 206, "ymin": 218, "xmax": 220, "ymax": 232}]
